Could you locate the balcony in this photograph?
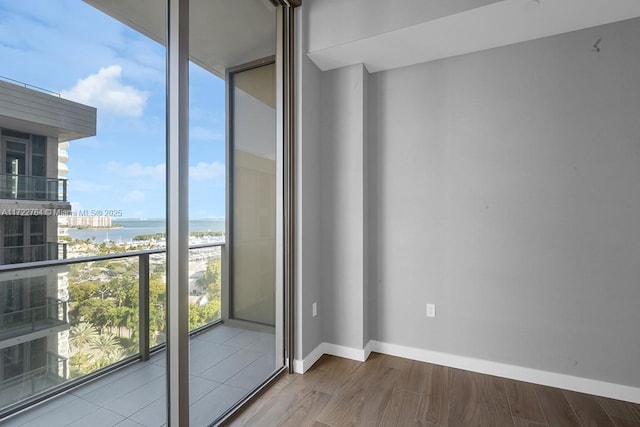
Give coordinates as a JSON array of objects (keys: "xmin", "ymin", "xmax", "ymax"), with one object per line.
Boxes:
[
  {"xmin": 2, "ymin": 325, "xmax": 275, "ymax": 426},
  {"xmin": 0, "ymin": 173, "xmax": 68, "ymax": 202},
  {"xmin": 0, "ymin": 298, "xmax": 68, "ymax": 343},
  {"xmin": 0, "ymin": 242, "xmax": 278, "ymax": 425},
  {"xmin": 0, "ymin": 243, "xmax": 67, "ymax": 265}
]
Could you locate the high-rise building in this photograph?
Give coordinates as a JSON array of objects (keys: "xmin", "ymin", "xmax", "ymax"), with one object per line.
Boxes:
[{"xmin": 0, "ymin": 78, "xmax": 95, "ymax": 407}]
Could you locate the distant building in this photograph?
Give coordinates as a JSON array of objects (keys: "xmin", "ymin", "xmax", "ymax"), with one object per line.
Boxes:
[
  {"xmin": 0, "ymin": 77, "xmax": 96, "ymax": 406},
  {"xmin": 65, "ymin": 215, "xmax": 112, "ymax": 228}
]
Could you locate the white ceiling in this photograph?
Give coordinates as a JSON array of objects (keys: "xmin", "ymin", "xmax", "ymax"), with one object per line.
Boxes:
[
  {"xmin": 83, "ymin": 0, "xmax": 640, "ymax": 76},
  {"xmin": 83, "ymin": 0, "xmax": 276, "ymax": 78},
  {"xmin": 307, "ymin": 0, "xmax": 640, "ymax": 73}
]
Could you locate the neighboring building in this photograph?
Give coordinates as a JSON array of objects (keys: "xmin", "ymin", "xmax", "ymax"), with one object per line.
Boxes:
[
  {"xmin": 65, "ymin": 216, "xmax": 112, "ymax": 229},
  {"xmin": 0, "ymin": 78, "xmax": 96, "ymax": 407}
]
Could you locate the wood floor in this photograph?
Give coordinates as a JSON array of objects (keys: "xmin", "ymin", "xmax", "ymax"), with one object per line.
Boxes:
[{"xmin": 227, "ymin": 353, "xmax": 640, "ymax": 427}]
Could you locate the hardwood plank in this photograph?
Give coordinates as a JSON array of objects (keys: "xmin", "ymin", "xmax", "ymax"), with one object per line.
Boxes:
[
  {"xmin": 597, "ymin": 397, "xmax": 640, "ymax": 422},
  {"xmin": 380, "ymin": 353, "xmax": 413, "ymax": 386},
  {"xmin": 448, "ymin": 369, "xmax": 514, "ymax": 427},
  {"xmin": 413, "ymin": 422, "xmax": 441, "ymax": 427},
  {"xmin": 316, "ymin": 392, "xmax": 365, "ymax": 427},
  {"xmin": 611, "ymin": 416, "xmax": 640, "ymax": 427},
  {"xmin": 302, "ymin": 355, "xmax": 366, "ymax": 396},
  {"xmin": 415, "ymin": 364, "xmax": 451, "ymax": 425},
  {"xmin": 276, "ymin": 389, "xmax": 332, "ymax": 427},
  {"xmin": 226, "ymin": 354, "xmax": 639, "ymax": 427},
  {"xmin": 228, "ymin": 369, "xmax": 330, "ymax": 424},
  {"xmin": 315, "ymin": 355, "xmax": 385, "ymax": 426},
  {"xmin": 505, "ymin": 379, "xmax": 546, "ymax": 423},
  {"xmin": 533, "ymin": 385, "xmax": 581, "ymax": 427},
  {"xmin": 379, "ymin": 388, "xmax": 421, "ymax": 427},
  {"xmin": 406, "ymin": 361, "xmax": 430, "ymax": 393},
  {"xmin": 512, "ymin": 417, "xmax": 548, "ymax": 427},
  {"xmin": 563, "ymin": 390, "xmax": 616, "ymax": 427},
  {"xmin": 358, "ymin": 363, "xmax": 404, "ymax": 425},
  {"xmin": 230, "ymin": 377, "xmax": 331, "ymax": 427},
  {"xmin": 317, "ymin": 353, "xmax": 417, "ymax": 427},
  {"xmin": 228, "ymin": 373, "xmax": 300, "ymax": 425},
  {"xmin": 228, "ymin": 379, "xmax": 303, "ymax": 426}
]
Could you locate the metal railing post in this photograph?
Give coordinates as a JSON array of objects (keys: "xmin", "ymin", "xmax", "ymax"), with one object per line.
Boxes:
[{"xmin": 139, "ymin": 253, "xmax": 150, "ymax": 361}]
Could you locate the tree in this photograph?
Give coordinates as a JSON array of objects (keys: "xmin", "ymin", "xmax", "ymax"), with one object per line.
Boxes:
[
  {"xmin": 69, "ymin": 352, "xmax": 93, "ymax": 378},
  {"xmin": 68, "ymin": 281, "xmax": 98, "ymax": 303},
  {"xmin": 195, "ymin": 257, "xmax": 221, "ymax": 302},
  {"xmin": 149, "ymin": 274, "xmax": 167, "ymax": 343},
  {"xmin": 88, "ymin": 333, "xmax": 126, "ymax": 367},
  {"xmin": 69, "ymin": 322, "xmax": 99, "ymax": 352},
  {"xmin": 76, "ymin": 299, "xmax": 116, "ymax": 333},
  {"xmin": 189, "ymin": 299, "xmax": 220, "ymax": 330}
]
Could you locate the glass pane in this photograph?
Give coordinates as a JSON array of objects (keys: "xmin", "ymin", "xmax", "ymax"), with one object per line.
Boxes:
[
  {"xmin": 0, "ymin": 258, "xmax": 140, "ymax": 409},
  {"xmin": 29, "ymin": 216, "xmax": 45, "ymax": 246},
  {"xmin": 67, "ymin": 258, "xmax": 140, "ymax": 376},
  {"xmin": 31, "ymin": 136, "xmax": 46, "ymax": 156},
  {"xmin": 0, "ymin": 0, "xmax": 167, "ymax": 415},
  {"xmin": 187, "ymin": 60, "xmax": 225, "ymax": 334},
  {"xmin": 150, "ymin": 251, "xmax": 167, "ymax": 347},
  {"xmin": 189, "ymin": 0, "xmax": 280, "ymax": 424},
  {"xmin": 231, "ymin": 62, "xmax": 277, "ymax": 326},
  {"xmin": 188, "ymin": 246, "xmax": 222, "ymax": 330}
]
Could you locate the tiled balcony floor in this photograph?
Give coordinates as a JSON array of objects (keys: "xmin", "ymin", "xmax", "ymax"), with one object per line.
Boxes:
[{"xmin": 3, "ymin": 325, "xmax": 277, "ymax": 427}]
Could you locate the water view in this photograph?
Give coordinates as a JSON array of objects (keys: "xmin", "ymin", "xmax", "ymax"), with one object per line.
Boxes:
[{"xmin": 66, "ymin": 218, "xmax": 225, "ymax": 242}]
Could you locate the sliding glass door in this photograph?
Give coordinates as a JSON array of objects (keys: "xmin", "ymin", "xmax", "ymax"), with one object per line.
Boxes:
[{"xmin": 228, "ymin": 60, "xmax": 277, "ymax": 327}]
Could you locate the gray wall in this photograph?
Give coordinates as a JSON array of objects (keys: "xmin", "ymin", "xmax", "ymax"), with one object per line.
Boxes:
[
  {"xmin": 295, "ymin": 6, "xmax": 324, "ymax": 359},
  {"xmin": 369, "ymin": 18, "xmax": 640, "ymax": 387},
  {"xmin": 320, "ymin": 63, "xmax": 367, "ymax": 350},
  {"xmin": 362, "ymin": 68, "xmax": 370, "ymax": 347}
]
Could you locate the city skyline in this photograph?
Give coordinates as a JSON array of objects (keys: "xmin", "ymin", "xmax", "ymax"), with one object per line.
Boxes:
[{"xmin": 0, "ymin": 0, "xmax": 226, "ymax": 219}]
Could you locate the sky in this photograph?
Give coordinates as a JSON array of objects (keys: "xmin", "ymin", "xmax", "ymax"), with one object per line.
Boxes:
[{"xmin": 0, "ymin": 0, "xmax": 226, "ymax": 219}]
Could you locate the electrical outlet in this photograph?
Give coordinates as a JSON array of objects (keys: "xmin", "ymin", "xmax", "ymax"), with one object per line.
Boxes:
[
  {"xmin": 312, "ymin": 302, "xmax": 317, "ymax": 317},
  {"xmin": 426, "ymin": 303, "xmax": 436, "ymax": 318}
]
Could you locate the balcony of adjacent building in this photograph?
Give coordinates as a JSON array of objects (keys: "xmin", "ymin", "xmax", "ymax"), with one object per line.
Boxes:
[
  {"xmin": 0, "ymin": 241, "xmax": 69, "ymax": 342},
  {"xmin": 0, "ymin": 174, "xmax": 68, "ymax": 204},
  {"xmin": 0, "ymin": 351, "xmax": 69, "ymax": 411},
  {"xmin": 0, "ymin": 297, "xmax": 69, "ymax": 345},
  {"xmin": 0, "ymin": 242, "xmax": 67, "ymax": 265}
]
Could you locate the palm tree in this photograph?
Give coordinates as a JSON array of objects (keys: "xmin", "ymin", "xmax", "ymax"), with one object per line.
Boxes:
[
  {"xmin": 69, "ymin": 322, "xmax": 99, "ymax": 353},
  {"xmin": 88, "ymin": 333, "xmax": 123, "ymax": 362}
]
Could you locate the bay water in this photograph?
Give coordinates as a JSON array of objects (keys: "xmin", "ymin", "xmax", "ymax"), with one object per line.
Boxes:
[{"xmin": 66, "ymin": 218, "xmax": 225, "ymax": 242}]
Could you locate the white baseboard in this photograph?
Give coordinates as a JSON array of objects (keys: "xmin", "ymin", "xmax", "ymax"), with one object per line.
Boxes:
[
  {"xmin": 293, "ymin": 341, "xmax": 326, "ymax": 373},
  {"xmin": 363, "ymin": 340, "xmax": 374, "ymax": 360},
  {"xmin": 323, "ymin": 342, "xmax": 369, "ymax": 362},
  {"xmin": 293, "ymin": 340, "xmax": 640, "ymax": 404},
  {"xmin": 369, "ymin": 340, "xmax": 640, "ymax": 404},
  {"xmin": 293, "ymin": 341, "xmax": 372, "ymax": 374}
]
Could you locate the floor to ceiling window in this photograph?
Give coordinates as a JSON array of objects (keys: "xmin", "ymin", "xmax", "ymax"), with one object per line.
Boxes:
[
  {"xmin": 0, "ymin": 0, "xmax": 290, "ymax": 425},
  {"xmin": 187, "ymin": 1, "xmax": 285, "ymax": 423}
]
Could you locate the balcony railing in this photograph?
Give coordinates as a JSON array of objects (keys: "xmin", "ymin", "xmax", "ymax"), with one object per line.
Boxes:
[
  {"xmin": 0, "ymin": 242, "xmax": 67, "ymax": 265},
  {"xmin": 0, "ymin": 242, "xmax": 224, "ymax": 417},
  {"xmin": 0, "ymin": 298, "xmax": 68, "ymax": 342},
  {"xmin": 0, "ymin": 173, "xmax": 68, "ymax": 202},
  {"xmin": 0, "ymin": 352, "xmax": 68, "ymax": 409}
]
